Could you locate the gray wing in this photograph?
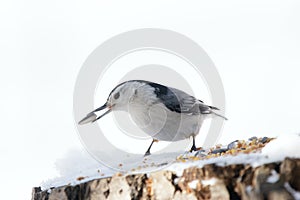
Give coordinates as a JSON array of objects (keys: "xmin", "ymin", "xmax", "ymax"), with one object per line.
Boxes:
[
  {"xmin": 147, "ymin": 82, "xmax": 216, "ymax": 115},
  {"xmin": 169, "ymin": 88, "xmax": 227, "ymax": 120},
  {"xmin": 169, "ymin": 87, "xmax": 216, "ymax": 115}
]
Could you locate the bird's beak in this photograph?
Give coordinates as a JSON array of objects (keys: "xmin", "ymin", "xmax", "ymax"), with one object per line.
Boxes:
[{"xmin": 78, "ymin": 102, "xmax": 113, "ymax": 125}]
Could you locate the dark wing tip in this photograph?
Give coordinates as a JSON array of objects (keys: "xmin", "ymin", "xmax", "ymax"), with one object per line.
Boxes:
[{"xmin": 208, "ymin": 105, "xmax": 220, "ymax": 110}]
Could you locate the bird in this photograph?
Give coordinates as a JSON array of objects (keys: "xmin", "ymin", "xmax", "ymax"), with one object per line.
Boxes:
[{"xmin": 78, "ymin": 80, "xmax": 227, "ymax": 156}]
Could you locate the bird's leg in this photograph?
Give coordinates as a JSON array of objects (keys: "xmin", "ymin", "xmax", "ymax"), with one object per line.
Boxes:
[
  {"xmin": 190, "ymin": 136, "xmax": 197, "ymax": 152},
  {"xmin": 144, "ymin": 139, "xmax": 158, "ymax": 157}
]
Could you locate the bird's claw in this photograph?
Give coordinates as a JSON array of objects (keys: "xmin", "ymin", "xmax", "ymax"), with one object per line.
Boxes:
[
  {"xmin": 144, "ymin": 152, "xmax": 151, "ymax": 157},
  {"xmin": 190, "ymin": 145, "xmax": 197, "ymax": 152}
]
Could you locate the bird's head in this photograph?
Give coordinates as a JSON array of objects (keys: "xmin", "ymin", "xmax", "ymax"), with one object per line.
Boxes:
[
  {"xmin": 78, "ymin": 81, "xmax": 141, "ymax": 125},
  {"xmin": 106, "ymin": 81, "xmax": 138, "ymax": 111}
]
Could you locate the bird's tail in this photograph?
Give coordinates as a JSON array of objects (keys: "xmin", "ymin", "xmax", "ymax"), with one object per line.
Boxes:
[
  {"xmin": 211, "ymin": 110, "xmax": 228, "ymax": 120},
  {"xmin": 207, "ymin": 105, "xmax": 228, "ymax": 120}
]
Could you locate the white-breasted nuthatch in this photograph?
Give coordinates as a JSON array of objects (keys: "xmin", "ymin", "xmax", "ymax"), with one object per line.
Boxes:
[{"xmin": 79, "ymin": 80, "xmax": 227, "ymax": 156}]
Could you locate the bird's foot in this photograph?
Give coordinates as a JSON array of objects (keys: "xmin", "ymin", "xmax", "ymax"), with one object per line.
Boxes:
[
  {"xmin": 190, "ymin": 146, "xmax": 203, "ymax": 153},
  {"xmin": 143, "ymin": 139, "xmax": 158, "ymax": 157},
  {"xmin": 190, "ymin": 144, "xmax": 197, "ymax": 152},
  {"xmin": 144, "ymin": 151, "xmax": 151, "ymax": 157}
]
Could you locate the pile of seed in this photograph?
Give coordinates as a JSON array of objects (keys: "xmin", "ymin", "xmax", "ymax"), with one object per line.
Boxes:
[{"xmin": 177, "ymin": 136, "xmax": 275, "ymax": 162}]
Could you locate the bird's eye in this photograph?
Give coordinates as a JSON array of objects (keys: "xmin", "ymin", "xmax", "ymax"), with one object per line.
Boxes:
[{"xmin": 114, "ymin": 92, "xmax": 120, "ymax": 99}]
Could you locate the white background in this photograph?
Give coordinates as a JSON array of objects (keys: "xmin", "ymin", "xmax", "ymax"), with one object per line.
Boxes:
[{"xmin": 1, "ymin": 0, "xmax": 300, "ymax": 199}]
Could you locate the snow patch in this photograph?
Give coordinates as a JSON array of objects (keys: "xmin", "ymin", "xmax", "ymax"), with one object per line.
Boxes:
[
  {"xmin": 201, "ymin": 178, "xmax": 217, "ymax": 186},
  {"xmin": 262, "ymin": 133, "xmax": 300, "ymax": 162},
  {"xmin": 245, "ymin": 185, "xmax": 253, "ymax": 194},
  {"xmin": 284, "ymin": 182, "xmax": 300, "ymax": 200},
  {"xmin": 41, "ymin": 133, "xmax": 300, "ymax": 190},
  {"xmin": 266, "ymin": 170, "xmax": 279, "ymax": 183},
  {"xmin": 188, "ymin": 180, "xmax": 199, "ymax": 189}
]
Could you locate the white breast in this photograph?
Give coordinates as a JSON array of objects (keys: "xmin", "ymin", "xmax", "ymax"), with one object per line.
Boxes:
[{"xmin": 128, "ymin": 102, "xmax": 204, "ymax": 141}]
